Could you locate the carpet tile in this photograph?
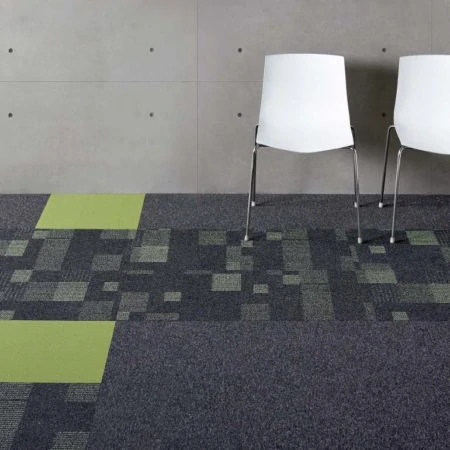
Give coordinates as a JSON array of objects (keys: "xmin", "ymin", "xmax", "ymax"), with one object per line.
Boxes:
[
  {"xmin": 0, "ymin": 195, "xmax": 449, "ymax": 449},
  {"xmin": 36, "ymin": 194, "xmax": 145, "ymax": 230},
  {"xmin": 0, "ymin": 228, "xmax": 448, "ymax": 322},
  {"xmin": 0, "ymin": 321, "xmax": 114, "ymax": 383},
  {"xmin": 86, "ymin": 322, "xmax": 450, "ymax": 449},
  {"xmin": 0, "ymin": 383, "xmax": 98, "ymax": 449}
]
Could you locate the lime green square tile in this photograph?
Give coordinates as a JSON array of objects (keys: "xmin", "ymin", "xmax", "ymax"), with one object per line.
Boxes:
[
  {"xmin": 0, "ymin": 321, "xmax": 115, "ymax": 383},
  {"xmin": 36, "ymin": 194, "xmax": 145, "ymax": 230}
]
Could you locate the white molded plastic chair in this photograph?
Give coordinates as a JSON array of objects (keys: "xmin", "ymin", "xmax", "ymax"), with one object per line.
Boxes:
[
  {"xmin": 244, "ymin": 54, "xmax": 362, "ymax": 243},
  {"xmin": 379, "ymin": 55, "xmax": 450, "ymax": 243}
]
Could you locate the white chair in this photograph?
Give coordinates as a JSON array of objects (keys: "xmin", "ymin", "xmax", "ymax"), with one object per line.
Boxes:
[
  {"xmin": 244, "ymin": 54, "xmax": 362, "ymax": 243},
  {"xmin": 379, "ymin": 55, "xmax": 450, "ymax": 243}
]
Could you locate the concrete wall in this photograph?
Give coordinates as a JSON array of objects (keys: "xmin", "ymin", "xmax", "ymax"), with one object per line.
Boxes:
[{"xmin": 1, "ymin": 0, "xmax": 449, "ymax": 194}]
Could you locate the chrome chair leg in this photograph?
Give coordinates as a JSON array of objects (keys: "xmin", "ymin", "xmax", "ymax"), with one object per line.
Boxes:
[
  {"xmin": 244, "ymin": 146, "xmax": 258, "ymax": 241},
  {"xmin": 352, "ymin": 147, "xmax": 362, "ymax": 244},
  {"xmin": 252, "ymin": 125, "xmax": 259, "ymax": 207},
  {"xmin": 379, "ymin": 125, "xmax": 395, "ymax": 208},
  {"xmin": 350, "ymin": 126, "xmax": 358, "ymax": 208},
  {"xmin": 390, "ymin": 147, "xmax": 405, "ymax": 244},
  {"xmin": 251, "ymin": 149, "xmax": 257, "ymax": 207}
]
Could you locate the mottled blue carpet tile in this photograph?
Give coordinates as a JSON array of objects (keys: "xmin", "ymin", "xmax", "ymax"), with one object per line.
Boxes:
[
  {"xmin": 0, "ymin": 228, "xmax": 449, "ymax": 321},
  {"xmin": 0, "ymin": 195, "xmax": 49, "ymax": 229},
  {"xmin": 0, "ymin": 383, "xmax": 98, "ymax": 449},
  {"xmin": 138, "ymin": 194, "xmax": 450, "ymax": 230},
  {"xmin": 87, "ymin": 322, "xmax": 450, "ymax": 449}
]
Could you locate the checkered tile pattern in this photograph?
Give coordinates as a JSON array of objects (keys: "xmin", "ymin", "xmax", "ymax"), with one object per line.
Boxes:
[{"xmin": 0, "ymin": 228, "xmax": 449, "ymax": 322}]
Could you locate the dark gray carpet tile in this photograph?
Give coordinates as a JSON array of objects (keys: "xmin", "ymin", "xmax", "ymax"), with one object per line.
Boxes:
[
  {"xmin": 0, "ymin": 195, "xmax": 48, "ymax": 228},
  {"xmin": 88, "ymin": 323, "xmax": 229, "ymax": 449},
  {"xmin": 139, "ymin": 194, "xmax": 450, "ymax": 230},
  {"xmin": 88, "ymin": 322, "xmax": 450, "ymax": 449}
]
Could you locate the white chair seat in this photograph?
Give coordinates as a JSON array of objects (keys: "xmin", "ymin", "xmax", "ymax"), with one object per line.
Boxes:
[
  {"xmin": 256, "ymin": 124, "xmax": 353, "ymax": 153},
  {"xmin": 396, "ymin": 123, "xmax": 450, "ymax": 155},
  {"xmin": 395, "ymin": 55, "xmax": 450, "ymax": 156},
  {"xmin": 256, "ymin": 54, "xmax": 354, "ymax": 153}
]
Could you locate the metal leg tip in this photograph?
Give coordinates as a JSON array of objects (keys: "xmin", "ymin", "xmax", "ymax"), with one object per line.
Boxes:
[
  {"xmin": 390, "ymin": 237, "xmax": 395, "ymax": 244},
  {"xmin": 251, "ymin": 201, "xmax": 256, "ymax": 207},
  {"xmin": 357, "ymin": 237, "xmax": 363, "ymax": 245},
  {"xmin": 244, "ymin": 235, "xmax": 249, "ymax": 242},
  {"xmin": 354, "ymin": 202, "xmax": 358, "ymax": 208},
  {"xmin": 378, "ymin": 202, "xmax": 384, "ymax": 208}
]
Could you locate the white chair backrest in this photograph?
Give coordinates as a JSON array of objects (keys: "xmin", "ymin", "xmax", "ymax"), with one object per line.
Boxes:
[
  {"xmin": 256, "ymin": 54, "xmax": 353, "ymax": 153},
  {"xmin": 394, "ymin": 55, "xmax": 450, "ymax": 155}
]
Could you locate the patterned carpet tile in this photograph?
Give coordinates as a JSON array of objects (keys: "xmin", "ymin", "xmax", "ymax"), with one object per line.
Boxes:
[
  {"xmin": 0, "ymin": 382, "xmax": 98, "ymax": 449},
  {"xmin": 0, "ymin": 229, "xmax": 449, "ymax": 321}
]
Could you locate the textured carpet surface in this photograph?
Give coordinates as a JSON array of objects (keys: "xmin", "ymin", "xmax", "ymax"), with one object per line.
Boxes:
[
  {"xmin": 139, "ymin": 194, "xmax": 450, "ymax": 230},
  {"xmin": 0, "ymin": 382, "xmax": 99, "ymax": 449},
  {"xmin": 0, "ymin": 195, "xmax": 449, "ymax": 449},
  {"xmin": 87, "ymin": 322, "xmax": 450, "ymax": 449},
  {"xmin": 1, "ymin": 194, "xmax": 449, "ymax": 230},
  {"xmin": 0, "ymin": 195, "xmax": 49, "ymax": 229},
  {"xmin": 0, "ymin": 228, "xmax": 448, "ymax": 322},
  {"xmin": 3, "ymin": 322, "xmax": 449, "ymax": 448}
]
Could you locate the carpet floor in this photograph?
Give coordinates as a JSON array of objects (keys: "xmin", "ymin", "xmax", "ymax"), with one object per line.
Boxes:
[
  {"xmin": 3, "ymin": 323, "xmax": 449, "ymax": 449},
  {"xmin": 0, "ymin": 195, "xmax": 449, "ymax": 449},
  {"xmin": 0, "ymin": 228, "xmax": 449, "ymax": 322}
]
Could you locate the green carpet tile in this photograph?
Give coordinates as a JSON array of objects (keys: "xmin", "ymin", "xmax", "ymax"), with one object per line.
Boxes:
[
  {"xmin": 36, "ymin": 194, "xmax": 145, "ymax": 230},
  {"xmin": 0, "ymin": 321, "xmax": 114, "ymax": 383},
  {"xmin": 0, "ymin": 228, "xmax": 448, "ymax": 322}
]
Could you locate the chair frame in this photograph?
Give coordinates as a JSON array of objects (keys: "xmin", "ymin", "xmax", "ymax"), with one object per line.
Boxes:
[
  {"xmin": 244, "ymin": 125, "xmax": 362, "ymax": 244},
  {"xmin": 380, "ymin": 55, "xmax": 450, "ymax": 243},
  {"xmin": 378, "ymin": 124, "xmax": 409, "ymax": 244}
]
